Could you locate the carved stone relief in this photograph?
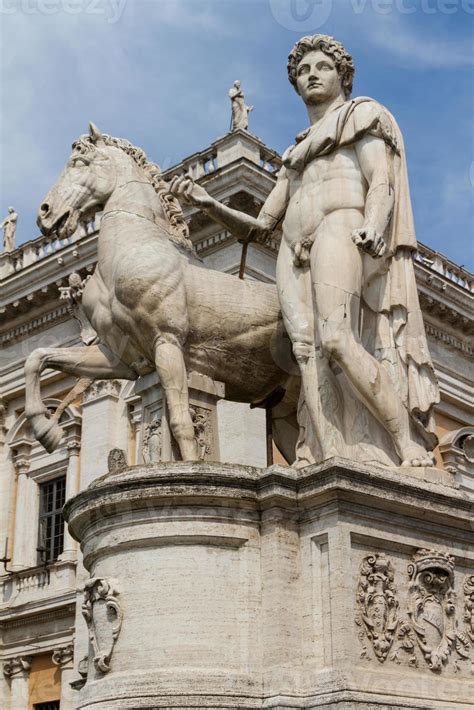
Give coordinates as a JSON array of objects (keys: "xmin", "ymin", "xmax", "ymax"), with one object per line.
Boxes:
[
  {"xmin": 406, "ymin": 549, "xmax": 456, "ymax": 671},
  {"xmin": 355, "ymin": 553, "xmax": 399, "ymax": 662},
  {"xmin": 190, "ymin": 405, "xmax": 212, "ymax": 461},
  {"xmin": 392, "ymin": 620, "xmax": 419, "ymax": 667},
  {"xmin": 52, "ymin": 644, "xmax": 74, "ymax": 668},
  {"xmin": 142, "ymin": 416, "xmax": 162, "ymax": 463},
  {"xmin": 82, "ymin": 577, "xmax": 122, "ymax": 674},
  {"xmin": 354, "ymin": 548, "xmax": 474, "ymax": 673},
  {"xmin": 107, "ymin": 448, "xmax": 127, "ymax": 473},
  {"xmin": 464, "ymin": 574, "xmax": 474, "ymax": 643},
  {"xmin": 83, "ymin": 380, "xmax": 122, "ymax": 403},
  {"xmin": 3, "ymin": 655, "xmax": 33, "ymax": 677}
]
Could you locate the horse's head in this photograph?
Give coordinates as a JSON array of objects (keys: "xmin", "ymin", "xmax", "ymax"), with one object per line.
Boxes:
[{"xmin": 37, "ymin": 122, "xmax": 117, "ymax": 238}]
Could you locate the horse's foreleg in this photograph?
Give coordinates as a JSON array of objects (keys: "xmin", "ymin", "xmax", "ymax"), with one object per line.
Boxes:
[
  {"xmin": 154, "ymin": 339, "xmax": 198, "ymax": 461},
  {"xmin": 24, "ymin": 344, "xmax": 137, "ymax": 453}
]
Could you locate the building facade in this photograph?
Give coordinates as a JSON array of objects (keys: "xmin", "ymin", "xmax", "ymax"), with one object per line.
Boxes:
[{"xmin": 0, "ymin": 129, "xmax": 473, "ymax": 709}]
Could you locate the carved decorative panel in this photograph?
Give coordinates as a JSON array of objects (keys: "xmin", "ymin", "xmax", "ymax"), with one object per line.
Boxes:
[
  {"xmin": 82, "ymin": 577, "xmax": 122, "ymax": 674},
  {"xmin": 142, "ymin": 416, "xmax": 162, "ymax": 463},
  {"xmin": 407, "ymin": 549, "xmax": 456, "ymax": 671},
  {"xmin": 190, "ymin": 405, "xmax": 212, "ymax": 460},
  {"xmin": 355, "ymin": 553, "xmax": 399, "ymax": 662}
]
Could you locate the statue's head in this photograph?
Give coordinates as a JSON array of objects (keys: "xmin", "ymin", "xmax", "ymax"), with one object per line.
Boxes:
[
  {"xmin": 234, "ymin": 80, "xmax": 241, "ymax": 88},
  {"xmin": 287, "ymin": 34, "xmax": 354, "ymax": 101},
  {"xmin": 8, "ymin": 206, "xmax": 14, "ymax": 213}
]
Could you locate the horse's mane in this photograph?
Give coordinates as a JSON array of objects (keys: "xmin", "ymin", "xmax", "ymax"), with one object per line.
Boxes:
[{"xmin": 73, "ymin": 134, "xmax": 194, "ymax": 253}]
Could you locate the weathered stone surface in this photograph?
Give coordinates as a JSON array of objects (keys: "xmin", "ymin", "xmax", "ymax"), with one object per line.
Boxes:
[{"xmin": 64, "ymin": 459, "xmax": 474, "ymax": 709}]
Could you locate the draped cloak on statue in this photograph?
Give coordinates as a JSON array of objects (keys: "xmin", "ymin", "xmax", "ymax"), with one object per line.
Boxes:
[{"xmin": 281, "ymin": 97, "xmax": 439, "ymax": 466}]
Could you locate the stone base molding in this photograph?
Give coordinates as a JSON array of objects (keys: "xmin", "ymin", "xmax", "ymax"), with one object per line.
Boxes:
[{"xmin": 64, "ymin": 459, "xmax": 474, "ymax": 709}]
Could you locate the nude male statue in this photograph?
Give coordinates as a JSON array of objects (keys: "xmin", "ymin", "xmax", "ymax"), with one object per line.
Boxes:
[
  {"xmin": 1, "ymin": 206, "xmax": 17, "ymax": 252},
  {"xmin": 171, "ymin": 35, "xmax": 439, "ymax": 468}
]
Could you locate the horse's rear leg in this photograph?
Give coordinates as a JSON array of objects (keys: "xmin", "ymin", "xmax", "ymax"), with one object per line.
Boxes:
[
  {"xmin": 154, "ymin": 339, "xmax": 198, "ymax": 461},
  {"xmin": 25, "ymin": 344, "xmax": 137, "ymax": 452}
]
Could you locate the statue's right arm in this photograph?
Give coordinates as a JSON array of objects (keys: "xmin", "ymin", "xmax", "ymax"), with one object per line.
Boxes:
[{"xmin": 169, "ymin": 168, "xmax": 289, "ymax": 243}]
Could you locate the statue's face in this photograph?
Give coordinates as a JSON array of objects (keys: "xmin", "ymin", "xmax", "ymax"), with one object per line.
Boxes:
[{"xmin": 296, "ymin": 49, "xmax": 342, "ymax": 105}]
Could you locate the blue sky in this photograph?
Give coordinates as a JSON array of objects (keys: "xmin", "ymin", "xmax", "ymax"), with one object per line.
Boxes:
[{"xmin": 1, "ymin": 0, "xmax": 473, "ymax": 268}]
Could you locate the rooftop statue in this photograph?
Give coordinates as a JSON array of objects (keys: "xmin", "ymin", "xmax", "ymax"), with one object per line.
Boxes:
[
  {"xmin": 171, "ymin": 34, "xmax": 439, "ymax": 468},
  {"xmin": 1, "ymin": 206, "xmax": 17, "ymax": 252},
  {"xmin": 229, "ymin": 80, "xmax": 253, "ymax": 131},
  {"xmin": 26, "ymin": 124, "xmax": 299, "ymax": 460}
]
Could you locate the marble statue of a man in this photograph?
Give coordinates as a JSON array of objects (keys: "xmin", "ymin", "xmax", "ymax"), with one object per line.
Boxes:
[
  {"xmin": 171, "ymin": 35, "xmax": 439, "ymax": 469},
  {"xmin": 229, "ymin": 80, "xmax": 253, "ymax": 131},
  {"xmin": 1, "ymin": 206, "xmax": 17, "ymax": 252}
]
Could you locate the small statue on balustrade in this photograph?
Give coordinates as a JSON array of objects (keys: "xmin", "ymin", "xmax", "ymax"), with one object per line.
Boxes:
[{"xmin": 1, "ymin": 206, "xmax": 17, "ymax": 252}]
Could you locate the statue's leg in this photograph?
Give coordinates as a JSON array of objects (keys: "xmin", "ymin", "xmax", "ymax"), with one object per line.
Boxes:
[
  {"xmin": 24, "ymin": 344, "xmax": 137, "ymax": 452},
  {"xmin": 153, "ymin": 337, "xmax": 198, "ymax": 461},
  {"xmin": 276, "ymin": 238, "xmax": 340, "ymax": 461},
  {"xmin": 311, "ymin": 210, "xmax": 434, "ymax": 467}
]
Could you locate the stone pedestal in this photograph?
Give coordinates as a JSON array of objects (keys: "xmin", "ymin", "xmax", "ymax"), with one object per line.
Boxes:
[{"xmin": 64, "ymin": 459, "xmax": 474, "ymax": 709}]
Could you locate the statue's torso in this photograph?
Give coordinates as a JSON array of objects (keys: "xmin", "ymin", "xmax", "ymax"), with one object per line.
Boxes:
[{"xmin": 282, "ymin": 144, "xmax": 367, "ymax": 244}]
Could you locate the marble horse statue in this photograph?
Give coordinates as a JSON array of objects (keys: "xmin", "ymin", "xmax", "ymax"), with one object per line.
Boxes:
[{"xmin": 25, "ymin": 123, "xmax": 299, "ymax": 462}]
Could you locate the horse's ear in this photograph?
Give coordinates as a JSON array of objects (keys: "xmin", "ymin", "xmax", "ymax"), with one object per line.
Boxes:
[{"xmin": 89, "ymin": 122, "xmax": 103, "ymax": 143}]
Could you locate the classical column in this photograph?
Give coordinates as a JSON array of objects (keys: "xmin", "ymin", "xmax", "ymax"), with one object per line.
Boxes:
[
  {"xmin": 11, "ymin": 446, "xmax": 37, "ymax": 570},
  {"xmin": 3, "ymin": 655, "xmax": 32, "ymax": 710},
  {"xmin": 60, "ymin": 439, "xmax": 81, "ymax": 561},
  {"xmin": 52, "ymin": 645, "xmax": 75, "ymax": 710}
]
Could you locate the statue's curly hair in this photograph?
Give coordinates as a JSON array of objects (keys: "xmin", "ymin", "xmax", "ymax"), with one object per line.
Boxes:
[{"xmin": 287, "ymin": 34, "xmax": 354, "ymax": 99}]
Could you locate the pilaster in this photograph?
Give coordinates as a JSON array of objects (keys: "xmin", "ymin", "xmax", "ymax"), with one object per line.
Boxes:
[
  {"xmin": 80, "ymin": 380, "xmax": 128, "ymax": 488},
  {"xmin": 3, "ymin": 655, "xmax": 33, "ymax": 710},
  {"xmin": 52, "ymin": 644, "xmax": 76, "ymax": 710},
  {"xmin": 11, "ymin": 444, "xmax": 37, "ymax": 570},
  {"xmin": 60, "ymin": 423, "xmax": 82, "ymax": 562}
]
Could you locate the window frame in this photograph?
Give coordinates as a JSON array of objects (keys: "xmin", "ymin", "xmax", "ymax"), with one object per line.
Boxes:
[{"xmin": 37, "ymin": 475, "xmax": 67, "ymax": 565}]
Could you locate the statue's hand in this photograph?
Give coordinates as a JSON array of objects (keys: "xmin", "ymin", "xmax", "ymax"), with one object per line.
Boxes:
[
  {"xmin": 351, "ymin": 227, "xmax": 386, "ymax": 258},
  {"xmin": 169, "ymin": 174, "xmax": 211, "ymax": 208}
]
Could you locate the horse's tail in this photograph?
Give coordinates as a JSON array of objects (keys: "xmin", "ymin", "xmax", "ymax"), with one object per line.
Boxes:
[{"xmin": 51, "ymin": 377, "xmax": 93, "ymax": 423}]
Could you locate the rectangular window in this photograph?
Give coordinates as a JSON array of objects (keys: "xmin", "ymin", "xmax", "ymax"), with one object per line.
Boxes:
[
  {"xmin": 34, "ymin": 703, "xmax": 60, "ymax": 710},
  {"xmin": 37, "ymin": 476, "xmax": 66, "ymax": 564}
]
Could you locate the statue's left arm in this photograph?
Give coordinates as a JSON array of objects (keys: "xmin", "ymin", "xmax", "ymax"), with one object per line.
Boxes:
[{"xmin": 352, "ymin": 133, "xmax": 395, "ymax": 259}]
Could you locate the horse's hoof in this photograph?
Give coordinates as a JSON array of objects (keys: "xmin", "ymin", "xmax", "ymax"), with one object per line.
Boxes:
[{"xmin": 32, "ymin": 416, "xmax": 63, "ymax": 453}]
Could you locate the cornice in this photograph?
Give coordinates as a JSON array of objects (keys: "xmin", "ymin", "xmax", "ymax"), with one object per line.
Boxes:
[
  {"xmin": 1, "ymin": 302, "xmax": 71, "ymax": 346},
  {"xmin": 425, "ymin": 322, "xmax": 473, "ymax": 356},
  {"xmin": 0, "ymin": 600, "xmax": 76, "ymax": 628}
]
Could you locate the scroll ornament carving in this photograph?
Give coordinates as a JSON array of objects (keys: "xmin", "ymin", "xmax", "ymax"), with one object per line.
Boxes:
[
  {"xmin": 82, "ymin": 578, "xmax": 122, "ymax": 674},
  {"xmin": 355, "ymin": 553, "xmax": 399, "ymax": 662},
  {"xmin": 392, "ymin": 620, "xmax": 419, "ymax": 667},
  {"xmin": 52, "ymin": 644, "xmax": 74, "ymax": 668},
  {"xmin": 142, "ymin": 417, "xmax": 162, "ymax": 463},
  {"xmin": 3, "ymin": 655, "xmax": 33, "ymax": 678},
  {"xmin": 407, "ymin": 549, "xmax": 457, "ymax": 672}
]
